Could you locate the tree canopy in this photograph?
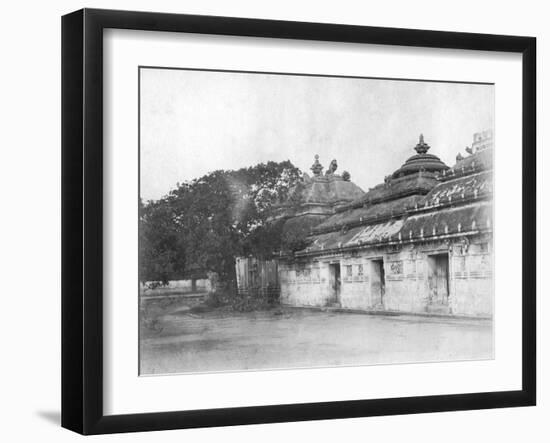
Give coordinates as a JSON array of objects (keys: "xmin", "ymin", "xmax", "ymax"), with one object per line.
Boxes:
[{"xmin": 139, "ymin": 160, "xmax": 302, "ymax": 285}]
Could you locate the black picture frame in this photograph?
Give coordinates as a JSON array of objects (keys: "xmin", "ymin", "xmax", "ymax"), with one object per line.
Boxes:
[{"xmin": 61, "ymin": 8, "xmax": 536, "ymax": 435}]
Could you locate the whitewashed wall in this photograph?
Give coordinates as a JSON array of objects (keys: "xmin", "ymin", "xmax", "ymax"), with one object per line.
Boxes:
[
  {"xmin": 280, "ymin": 238, "xmax": 493, "ymax": 317},
  {"xmin": 140, "ymin": 279, "xmax": 212, "ymax": 295}
]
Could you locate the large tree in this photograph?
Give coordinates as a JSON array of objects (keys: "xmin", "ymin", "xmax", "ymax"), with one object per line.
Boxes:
[
  {"xmin": 139, "ymin": 198, "xmax": 186, "ymax": 285},
  {"xmin": 139, "ymin": 160, "xmax": 302, "ymax": 285}
]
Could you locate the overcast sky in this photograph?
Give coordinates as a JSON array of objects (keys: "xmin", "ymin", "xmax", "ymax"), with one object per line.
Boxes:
[{"xmin": 140, "ymin": 68, "xmax": 494, "ymax": 201}]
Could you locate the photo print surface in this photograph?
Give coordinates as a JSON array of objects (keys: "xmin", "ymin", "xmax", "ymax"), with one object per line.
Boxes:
[{"xmin": 138, "ymin": 67, "xmax": 494, "ymax": 376}]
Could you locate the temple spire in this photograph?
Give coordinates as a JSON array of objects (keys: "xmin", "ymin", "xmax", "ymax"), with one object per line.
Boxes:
[
  {"xmin": 310, "ymin": 154, "xmax": 324, "ymax": 176},
  {"xmin": 414, "ymin": 133, "xmax": 430, "ymax": 155}
]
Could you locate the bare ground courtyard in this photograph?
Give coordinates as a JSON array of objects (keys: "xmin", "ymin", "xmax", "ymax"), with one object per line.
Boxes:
[{"xmin": 139, "ymin": 297, "xmax": 493, "ymax": 375}]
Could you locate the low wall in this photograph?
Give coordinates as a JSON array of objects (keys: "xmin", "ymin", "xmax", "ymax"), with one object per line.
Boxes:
[{"xmin": 140, "ymin": 279, "xmax": 212, "ymax": 296}]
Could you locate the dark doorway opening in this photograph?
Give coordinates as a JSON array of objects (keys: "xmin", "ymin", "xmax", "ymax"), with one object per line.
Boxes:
[
  {"xmin": 427, "ymin": 253, "xmax": 450, "ymax": 311},
  {"xmin": 371, "ymin": 259, "xmax": 385, "ymax": 307},
  {"xmin": 328, "ymin": 263, "xmax": 341, "ymax": 306}
]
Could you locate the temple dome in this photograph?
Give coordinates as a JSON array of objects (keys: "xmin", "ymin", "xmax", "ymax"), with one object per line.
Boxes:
[
  {"xmin": 280, "ymin": 155, "xmax": 365, "ymax": 214},
  {"xmin": 300, "ymin": 174, "xmax": 365, "ymax": 206},
  {"xmin": 392, "ymin": 134, "xmax": 449, "ymax": 178},
  {"xmin": 298, "ymin": 155, "xmax": 364, "ymax": 206}
]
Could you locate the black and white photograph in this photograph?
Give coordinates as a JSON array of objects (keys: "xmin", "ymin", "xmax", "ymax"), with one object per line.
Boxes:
[
  {"xmin": 138, "ymin": 67, "xmax": 495, "ymax": 375},
  {"xmin": 1, "ymin": 0, "xmax": 546, "ymax": 439}
]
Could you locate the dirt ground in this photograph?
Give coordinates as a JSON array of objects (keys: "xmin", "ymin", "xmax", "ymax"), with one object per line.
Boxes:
[{"xmin": 139, "ymin": 297, "xmax": 493, "ymax": 375}]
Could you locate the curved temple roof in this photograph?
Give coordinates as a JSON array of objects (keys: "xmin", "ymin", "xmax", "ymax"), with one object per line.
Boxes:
[
  {"xmin": 284, "ymin": 155, "xmax": 365, "ymax": 209},
  {"xmin": 269, "ymin": 131, "xmax": 493, "ymax": 256},
  {"xmin": 392, "ymin": 134, "xmax": 450, "ymax": 178},
  {"xmin": 298, "ymin": 201, "xmax": 492, "ymax": 256},
  {"xmin": 292, "ymin": 134, "xmax": 493, "ymax": 256}
]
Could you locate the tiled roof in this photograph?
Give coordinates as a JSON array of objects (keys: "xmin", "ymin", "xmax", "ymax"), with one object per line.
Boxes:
[
  {"xmin": 297, "ymin": 218, "xmax": 406, "ymax": 254},
  {"xmin": 313, "ymin": 195, "xmax": 424, "ymax": 233},
  {"xmin": 401, "ymin": 201, "xmax": 492, "ymax": 239},
  {"xmin": 276, "ymin": 137, "xmax": 493, "ymax": 256},
  {"xmin": 299, "ymin": 163, "xmax": 492, "ymax": 236},
  {"xmin": 296, "ymin": 201, "xmax": 492, "ymax": 256},
  {"xmin": 437, "ymin": 148, "xmax": 493, "ymax": 181},
  {"xmin": 347, "ymin": 219, "xmax": 405, "ymax": 246},
  {"xmin": 350, "ymin": 173, "xmax": 438, "ymax": 207},
  {"xmin": 453, "ymin": 147, "xmax": 493, "ymax": 172},
  {"xmin": 420, "ymin": 170, "xmax": 493, "ymax": 207},
  {"xmin": 301, "ymin": 226, "xmax": 364, "ymax": 253}
]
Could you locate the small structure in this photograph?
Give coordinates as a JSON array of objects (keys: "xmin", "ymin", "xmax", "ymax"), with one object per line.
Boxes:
[
  {"xmin": 235, "ymin": 257, "xmax": 279, "ymax": 303},
  {"xmin": 471, "ymin": 130, "xmax": 494, "ymax": 153}
]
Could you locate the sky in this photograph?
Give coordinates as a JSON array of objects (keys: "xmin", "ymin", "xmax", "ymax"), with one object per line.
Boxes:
[{"xmin": 139, "ymin": 68, "xmax": 494, "ymax": 201}]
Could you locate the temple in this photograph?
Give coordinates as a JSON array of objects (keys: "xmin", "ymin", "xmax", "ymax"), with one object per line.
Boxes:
[{"xmin": 241, "ymin": 131, "xmax": 494, "ymax": 318}]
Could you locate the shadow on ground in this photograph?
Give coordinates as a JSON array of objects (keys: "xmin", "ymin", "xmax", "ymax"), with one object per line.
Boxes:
[{"xmin": 36, "ymin": 410, "xmax": 60, "ymax": 426}]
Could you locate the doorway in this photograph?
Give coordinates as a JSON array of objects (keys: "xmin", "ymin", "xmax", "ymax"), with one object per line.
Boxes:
[
  {"xmin": 370, "ymin": 259, "xmax": 385, "ymax": 306},
  {"xmin": 427, "ymin": 253, "xmax": 450, "ymax": 306},
  {"xmin": 328, "ymin": 263, "xmax": 341, "ymax": 305}
]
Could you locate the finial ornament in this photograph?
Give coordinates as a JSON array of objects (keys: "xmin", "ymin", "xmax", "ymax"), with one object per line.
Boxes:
[
  {"xmin": 414, "ymin": 133, "xmax": 430, "ymax": 154},
  {"xmin": 310, "ymin": 154, "xmax": 324, "ymax": 176},
  {"xmin": 325, "ymin": 159, "xmax": 338, "ymax": 176}
]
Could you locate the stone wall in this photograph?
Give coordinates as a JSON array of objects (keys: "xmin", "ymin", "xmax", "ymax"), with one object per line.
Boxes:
[
  {"xmin": 280, "ymin": 261, "xmax": 333, "ymax": 307},
  {"xmin": 450, "ymin": 242, "xmax": 493, "ymax": 316},
  {"xmin": 140, "ymin": 278, "xmax": 212, "ymax": 296},
  {"xmin": 279, "ymin": 236, "xmax": 492, "ymax": 318}
]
